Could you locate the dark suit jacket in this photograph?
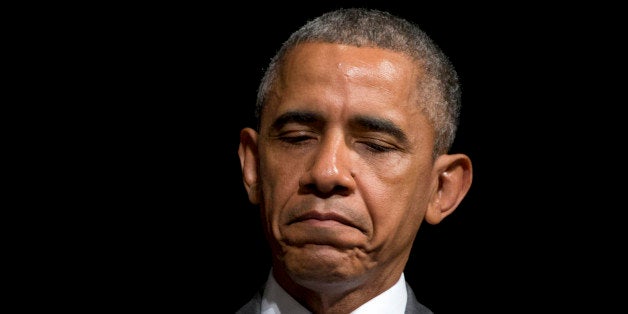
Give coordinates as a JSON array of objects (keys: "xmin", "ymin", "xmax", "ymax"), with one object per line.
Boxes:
[{"xmin": 235, "ymin": 282, "xmax": 433, "ymax": 314}]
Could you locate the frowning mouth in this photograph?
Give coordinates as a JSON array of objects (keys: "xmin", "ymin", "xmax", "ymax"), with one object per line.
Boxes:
[
  {"xmin": 289, "ymin": 211, "xmax": 363, "ymax": 233},
  {"xmin": 282, "ymin": 207, "xmax": 371, "ymax": 247}
]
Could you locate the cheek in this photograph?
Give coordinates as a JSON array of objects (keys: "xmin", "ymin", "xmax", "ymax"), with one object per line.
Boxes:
[
  {"xmin": 261, "ymin": 148, "xmax": 303, "ymax": 186},
  {"xmin": 365, "ymin": 185, "xmax": 428, "ymax": 253},
  {"xmin": 363, "ymin": 161, "xmax": 433, "ymax": 233},
  {"xmin": 259, "ymin": 150, "xmax": 303, "ymax": 213}
]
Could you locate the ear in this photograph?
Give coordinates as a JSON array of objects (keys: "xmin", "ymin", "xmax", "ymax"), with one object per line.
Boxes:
[
  {"xmin": 424, "ymin": 153, "xmax": 473, "ymax": 225},
  {"xmin": 238, "ymin": 127, "xmax": 262, "ymax": 205}
]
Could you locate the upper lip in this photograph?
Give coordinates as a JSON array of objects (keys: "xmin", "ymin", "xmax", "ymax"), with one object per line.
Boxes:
[{"xmin": 292, "ymin": 211, "xmax": 359, "ymax": 230}]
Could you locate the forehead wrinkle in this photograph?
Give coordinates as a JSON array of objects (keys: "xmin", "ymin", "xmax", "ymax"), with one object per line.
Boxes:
[
  {"xmin": 341, "ymin": 59, "xmax": 399, "ymax": 80},
  {"xmin": 338, "ymin": 58, "xmax": 407, "ymax": 96}
]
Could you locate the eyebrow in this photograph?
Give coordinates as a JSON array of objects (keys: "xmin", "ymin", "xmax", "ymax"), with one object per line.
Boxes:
[
  {"xmin": 351, "ymin": 115, "xmax": 408, "ymax": 145},
  {"xmin": 271, "ymin": 110, "xmax": 323, "ymax": 130},
  {"xmin": 270, "ymin": 110, "xmax": 408, "ymax": 145}
]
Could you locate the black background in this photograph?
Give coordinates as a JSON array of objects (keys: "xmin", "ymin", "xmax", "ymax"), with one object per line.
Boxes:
[{"xmin": 57, "ymin": 1, "xmax": 622, "ymax": 313}]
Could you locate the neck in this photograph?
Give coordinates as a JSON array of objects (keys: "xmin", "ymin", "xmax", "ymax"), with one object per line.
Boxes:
[{"xmin": 272, "ymin": 266, "xmax": 404, "ymax": 314}]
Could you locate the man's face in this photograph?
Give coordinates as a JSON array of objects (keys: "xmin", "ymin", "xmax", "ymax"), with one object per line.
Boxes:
[{"xmin": 256, "ymin": 42, "xmax": 438, "ymax": 290}]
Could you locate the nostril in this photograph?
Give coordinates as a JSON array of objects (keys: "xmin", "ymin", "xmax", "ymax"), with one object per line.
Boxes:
[{"xmin": 300, "ymin": 182, "xmax": 351, "ymax": 198}]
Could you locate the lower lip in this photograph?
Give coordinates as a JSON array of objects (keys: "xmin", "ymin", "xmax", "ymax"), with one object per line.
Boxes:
[
  {"xmin": 299, "ymin": 219, "xmax": 347, "ymax": 227},
  {"xmin": 286, "ymin": 219, "xmax": 362, "ymax": 247}
]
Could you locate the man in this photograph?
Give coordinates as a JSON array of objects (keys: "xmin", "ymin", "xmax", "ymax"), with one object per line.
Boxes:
[{"xmin": 237, "ymin": 7, "xmax": 472, "ymax": 313}]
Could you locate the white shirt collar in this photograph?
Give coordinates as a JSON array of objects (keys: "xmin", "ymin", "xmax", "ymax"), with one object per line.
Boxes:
[{"xmin": 261, "ymin": 270, "xmax": 407, "ymax": 314}]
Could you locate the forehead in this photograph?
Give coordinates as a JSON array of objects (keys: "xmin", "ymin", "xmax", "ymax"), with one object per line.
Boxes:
[
  {"xmin": 263, "ymin": 42, "xmax": 430, "ymax": 131},
  {"xmin": 281, "ymin": 42, "xmax": 419, "ymax": 92}
]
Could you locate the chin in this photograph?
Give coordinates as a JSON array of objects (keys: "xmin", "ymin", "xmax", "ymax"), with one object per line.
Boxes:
[{"xmin": 282, "ymin": 244, "xmax": 368, "ymax": 287}]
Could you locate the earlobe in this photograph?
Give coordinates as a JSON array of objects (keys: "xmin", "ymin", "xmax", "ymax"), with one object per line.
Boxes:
[
  {"xmin": 238, "ymin": 128, "xmax": 262, "ymax": 205},
  {"xmin": 425, "ymin": 154, "xmax": 473, "ymax": 225}
]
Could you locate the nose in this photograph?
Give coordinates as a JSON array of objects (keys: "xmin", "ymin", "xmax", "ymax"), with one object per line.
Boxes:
[{"xmin": 299, "ymin": 133, "xmax": 355, "ymax": 196}]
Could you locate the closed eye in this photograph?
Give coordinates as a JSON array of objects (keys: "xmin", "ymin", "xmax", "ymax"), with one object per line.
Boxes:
[
  {"xmin": 357, "ymin": 139, "xmax": 399, "ymax": 153},
  {"xmin": 280, "ymin": 134, "xmax": 315, "ymax": 144}
]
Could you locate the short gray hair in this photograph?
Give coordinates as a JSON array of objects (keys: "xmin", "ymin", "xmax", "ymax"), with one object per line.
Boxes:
[{"xmin": 256, "ymin": 8, "xmax": 461, "ymax": 157}]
